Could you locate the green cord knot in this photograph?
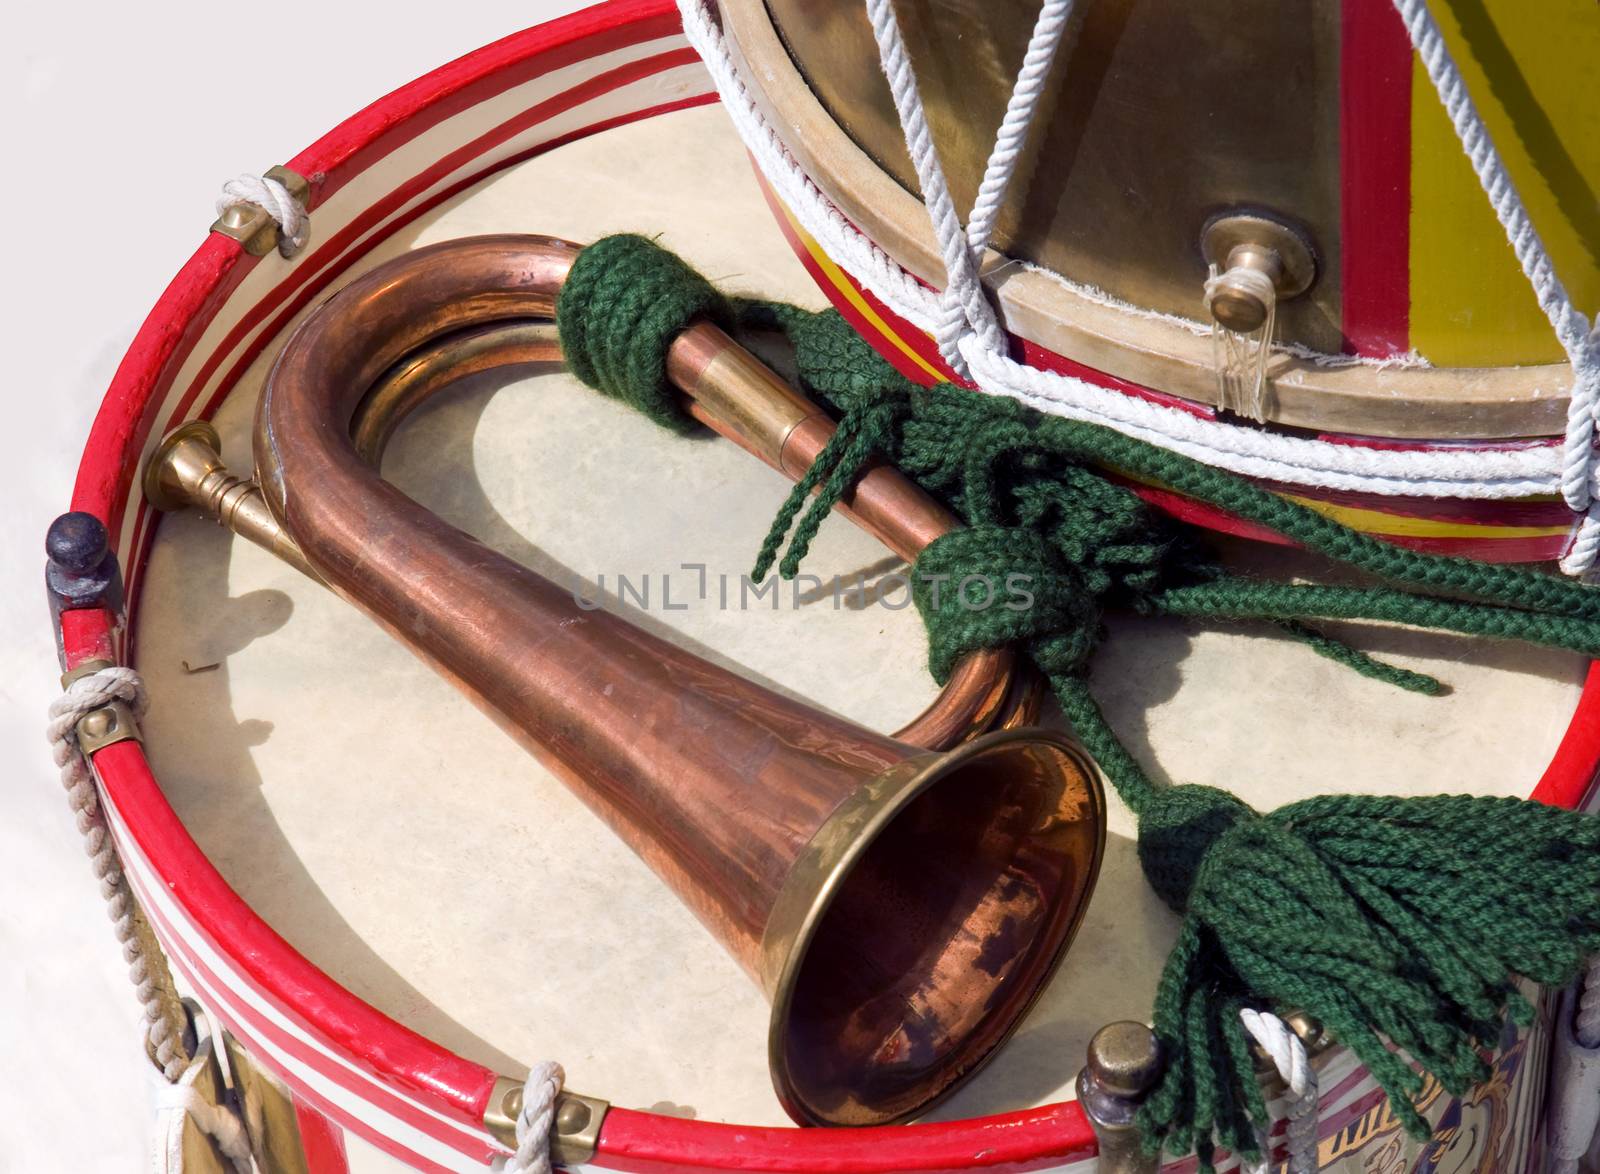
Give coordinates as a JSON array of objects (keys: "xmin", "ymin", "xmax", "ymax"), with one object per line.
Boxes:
[
  {"xmin": 556, "ymin": 234, "xmax": 732, "ymax": 433},
  {"xmin": 912, "ymin": 525, "xmax": 1101, "ymax": 683},
  {"xmin": 1135, "ymin": 785, "xmax": 1255, "ymax": 913}
]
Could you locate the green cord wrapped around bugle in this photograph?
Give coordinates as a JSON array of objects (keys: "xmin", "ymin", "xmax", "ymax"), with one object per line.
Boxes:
[{"xmin": 556, "ymin": 234, "xmax": 1600, "ymax": 1171}]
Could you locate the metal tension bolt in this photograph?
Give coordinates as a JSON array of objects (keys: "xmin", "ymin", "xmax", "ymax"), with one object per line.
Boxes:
[
  {"xmin": 1200, "ymin": 212, "xmax": 1318, "ymax": 333},
  {"xmin": 484, "ymin": 1075, "xmax": 610, "ymax": 1167},
  {"xmin": 1077, "ymin": 1021, "xmax": 1163, "ymax": 1174},
  {"xmin": 60, "ymin": 658, "xmax": 143, "ymax": 754}
]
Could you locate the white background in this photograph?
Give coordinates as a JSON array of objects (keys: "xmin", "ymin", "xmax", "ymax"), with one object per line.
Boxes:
[{"xmin": 2, "ymin": 3, "xmax": 591, "ymax": 1166}]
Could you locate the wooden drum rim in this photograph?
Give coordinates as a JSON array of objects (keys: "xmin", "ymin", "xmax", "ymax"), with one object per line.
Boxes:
[{"xmin": 53, "ymin": 1, "xmax": 1600, "ymax": 1169}]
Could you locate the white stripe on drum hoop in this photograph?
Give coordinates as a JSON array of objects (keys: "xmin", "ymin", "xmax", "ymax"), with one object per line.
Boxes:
[
  {"xmin": 114, "ymin": 33, "xmax": 710, "ymax": 607},
  {"xmin": 100, "ymin": 791, "xmax": 508, "ymax": 1170}
]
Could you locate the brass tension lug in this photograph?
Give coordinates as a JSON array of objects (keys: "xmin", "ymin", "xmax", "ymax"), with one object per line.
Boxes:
[
  {"xmin": 1199, "ymin": 211, "xmax": 1319, "ymax": 422},
  {"xmin": 1077, "ymin": 1021, "xmax": 1163, "ymax": 1174},
  {"xmin": 1200, "ymin": 212, "xmax": 1318, "ymax": 333},
  {"xmin": 484, "ymin": 1075, "xmax": 609, "ymax": 1167},
  {"xmin": 60, "ymin": 658, "xmax": 142, "ymax": 754},
  {"xmin": 211, "ymin": 165, "xmax": 311, "ymax": 257}
]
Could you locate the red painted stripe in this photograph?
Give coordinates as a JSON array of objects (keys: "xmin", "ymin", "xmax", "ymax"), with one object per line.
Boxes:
[
  {"xmin": 756, "ymin": 175, "xmax": 1568, "ymax": 546},
  {"xmin": 217, "ymin": 1011, "xmax": 465, "ymax": 1174},
  {"xmin": 294, "ymin": 1098, "xmax": 351, "ymax": 1174},
  {"xmin": 756, "ymin": 179, "xmax": 942, "ymax": 387},
  {"xmin": 289, "ymin": 1, "xmax": 687, "ymax": 212},
  {"xmin": 1122, "ymin": 481, "xmax": 1568, "ymax": 562},
  {"xmin": 1244, "ymin": 481, "xmax": 1568, "ymax": 527},
  {"xmin": 119, "ymin": 833, "xmax": 497, "ymax": 1167},
  {"xmin": 1533, "ymin": 660, "xmax": 1600, "ymax": 810},
  {"xmin": 93, "ymin": 740, "xmax": 500, "ymax": 1128},
  {"xmin": 195, "ymin": 81, "xmax": 710, "ymax": 437},
  {"xmin": 1339, "ymin": 0, "xmax": 1413, "ymax": 357},
  {"xmin": 118, "ymin": 67, "xmax": 714, "ymax": 621},
  {"xmin": 814, "ymin": 260, "xmax": 943, "ymax": 387},
  {"xmin": 85, "ymin": 6, "xmax": 698, "ymax": 586},
  {"xmin": 171, "ymin": 46, "xmax": 703, "ymax": 435},
  {"xmin": 859, "ymin": 278, "xmax": 960, "ymax": 384},
  {"xmin": 58, "ymin": 606, "xmax": 118, "ymax": 668},
  {"xmin": 70, "ymin": 236, "xmax": 247, "ymax": 550},
  {"xmin": 595, "ymin": 1102, "xmax": 1097, "ymax": 1174}
]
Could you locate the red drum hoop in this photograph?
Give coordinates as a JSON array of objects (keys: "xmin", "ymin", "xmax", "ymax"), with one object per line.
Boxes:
[{"xmin": 54, "ymin": 2, "xmax": 1600, "ymax": 1170}]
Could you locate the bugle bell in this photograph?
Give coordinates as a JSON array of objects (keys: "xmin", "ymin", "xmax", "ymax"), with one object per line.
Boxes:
[{"xmin": 143, "ymin": 235, "xmax": 1106, "ymax": 1128}]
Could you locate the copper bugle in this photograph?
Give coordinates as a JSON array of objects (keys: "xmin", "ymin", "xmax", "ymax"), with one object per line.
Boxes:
[{"xmin": 143, "ymin": 235, "xmax": 1106, "ymax": 1128}]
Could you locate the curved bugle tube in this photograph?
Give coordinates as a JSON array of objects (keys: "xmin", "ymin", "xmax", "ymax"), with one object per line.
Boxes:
[{"xmin": 145, "ymin": 235, "xmax": 1105, "ymax": 1128}]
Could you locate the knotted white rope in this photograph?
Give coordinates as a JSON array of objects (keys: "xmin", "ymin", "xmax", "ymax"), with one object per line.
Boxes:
[
  {"xmin": 676, "ymin": 0, "xmax": 940, "ymax": 326},
  {"xmin": 216, "ymin": 173, "xmax": 310, "ymax": 257},
  {"xmin": 1388, "ymin": 0, "xmax": 1600, "ymax": 575},
  {"xmin": 865, "ymin": 0, "xmax": 984, "ymax": 378},
  {"xmin": 156, "ymin": 1078, "xmax": 257, "ymax": 1174},
  {"xmin": 47, "ymin": 666, "xmax": 192, "ymax": 1082},
  {"xmin": 1239, "ymin": 1009, "xmax": 1318, "ymax": 1174},
  {"xmin": 502, "ymin": 1061, "xmax": 566, "ymax": 1174}
]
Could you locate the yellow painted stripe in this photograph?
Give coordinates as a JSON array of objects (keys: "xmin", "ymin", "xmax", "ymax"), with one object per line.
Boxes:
[
  {"xmin": 1119, "ymin": 469, "xmax": 1563, "ymax": 539},
  {"xmin": 1409, "ymin": 3, "xmax": 1600, "ymax": 367},
  {"xmin": 1277, "ymin": 492, "xmax": 1564, "ymax": 540},
  {"xmin": 774, "ymin": 199, "xmax": 949, "ymax": 384}
]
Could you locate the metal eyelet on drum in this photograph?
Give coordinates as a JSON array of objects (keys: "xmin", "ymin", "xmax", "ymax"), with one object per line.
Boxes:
[
  {"xmin": 211, "ymin": 165, "xmax": 311, "ymax": 258},
  {"xmin": 1201, "ymin": 212, "xmax": 1319, "ymax": 424}
]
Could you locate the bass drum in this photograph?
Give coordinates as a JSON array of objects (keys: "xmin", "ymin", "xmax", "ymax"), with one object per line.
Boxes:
[{"xmin": 58, "ymin": 4, "xmax": 1599, "ymax": 1172}]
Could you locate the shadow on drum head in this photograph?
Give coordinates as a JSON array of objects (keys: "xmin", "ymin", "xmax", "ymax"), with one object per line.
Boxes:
[{"xmin": 767, "ymin": 734, "xmax": 1105, "ymax": 1126}]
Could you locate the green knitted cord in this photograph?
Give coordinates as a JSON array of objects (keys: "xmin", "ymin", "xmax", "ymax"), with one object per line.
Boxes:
[
  {"xmin": 556, "ymin": 234, "xmax": 733, "ymax": 433},
  {"xmin": 555, "ymin": 236, "xmax": 1600, "ymax": 1171}
]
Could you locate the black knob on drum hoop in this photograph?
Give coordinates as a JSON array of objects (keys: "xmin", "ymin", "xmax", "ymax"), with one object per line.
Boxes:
[{"xmin": 46, "ymin": 510, "xmax": 124, "ymax": 627}]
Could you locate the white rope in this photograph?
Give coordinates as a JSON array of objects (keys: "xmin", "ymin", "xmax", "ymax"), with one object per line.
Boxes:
[
  {"xmin": 1387, "ymin": 0, "xmax": 1600, "ymax": 574},
  {"xmin": 871, "ymin": 0, "xmax": 1075, "ymax": 371},
  {"xmin": 675, "ymin": 0, "xmax": 941, "ymax": 332},
  {"xmin": 1239, "ymin": 1009, "xmax": 1318, "ymax": 1174},
  {"xmin": 47, "ymin": 666, "xmax": 192, "ymax": 1082},
  {"xmin": 676, "ymin": 0, "xmax": 1584, "ymax": 505},
  {"xmin": 1578, "ymin": 953, "xmax": 1600, "ymax": 1050},
  {"xmin": 216, "ymin": 174, "xmax": 309, "ymax": 257},
  {"xmin": 865, "ymin": 0, "xmax": 985, "ymax": 377},
  {"xmin": 501, "ymin": 1061, "xmax": 566, "ymax": 1174},
  {"xmin": 1549, "ymin": 955, "xmax": 1600, "ymax": 1174},
  {"xmin": 156, "ymin": 1079, "xmax": 257, "ymax": 1174}
]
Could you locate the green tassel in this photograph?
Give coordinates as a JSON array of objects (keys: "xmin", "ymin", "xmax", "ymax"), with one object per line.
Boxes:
[
  {"xmin": 553, "ymin": 235, "xmax": 1600, "ymax": 1170},
  {"xmin": 1134, "ymin": 788, "xmax": 1600, "ymax": 1167}
]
